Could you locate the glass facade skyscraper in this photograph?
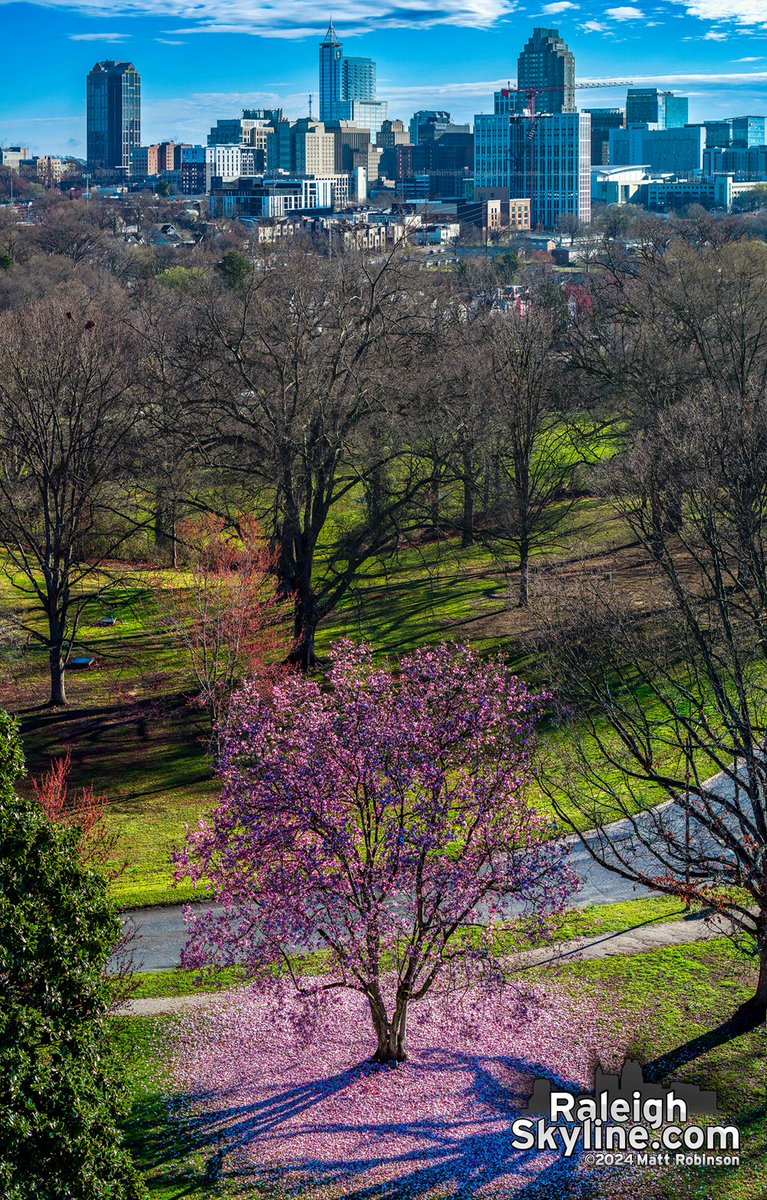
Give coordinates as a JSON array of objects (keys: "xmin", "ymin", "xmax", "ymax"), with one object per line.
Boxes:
[
  {"xmin": 517, "ymin": 28, "xmax": 575, "ymax": 114},
  {"xmin": 318, "ymin": 25, "xmax": 386, "ymax": 136},
  {"xmin": 86, "ymin": 60, "xmax": 141, "ymax": 173},
  {"xmin": 626, "ymin": 88, "xmax": 689, "ymax": 130},
  {"xmin": 319, "ymin": 21, "xmax": 344, "ymax": 122},
  {"xmin": 585, "ymin": 108, "xmax": 625, "ymax": 165},
  {"xmin": 343, "ymin": 57, "xmax": 376, "ymax": 103}
]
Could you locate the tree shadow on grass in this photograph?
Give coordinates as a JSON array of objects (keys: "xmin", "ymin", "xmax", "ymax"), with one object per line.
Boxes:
[
  {"xmin": 180, "ymin": 1050, "xmax": 592, "ymax": 1199},
  {"xmin": 644, "ymin": 1000, "xmax": 767, "ymax": 1083}
]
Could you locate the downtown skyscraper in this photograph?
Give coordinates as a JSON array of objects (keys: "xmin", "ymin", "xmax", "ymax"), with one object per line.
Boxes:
[
  {"xmin": 319, "ymin": 21, "xmax": 344, "ymax": 122},
  {"xmin": 474, "ymin": 29, "xmax": 589, "ymax": 227},
  {"xmin": 318, "ymin": 22, "xmax": 387, "ymax": 135},
  {"xmin": 517, "ymin": 28, "xmax": 576, "ymax": 114},
  {"xmin": 86, "ymin": 60, "xmax": 141, "ymax": 172}
]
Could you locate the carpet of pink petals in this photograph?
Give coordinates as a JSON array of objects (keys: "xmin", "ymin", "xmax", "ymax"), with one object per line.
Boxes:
[{"xmin": 162, "ymin": 978, "xmax": 664, "ymax": 1198}]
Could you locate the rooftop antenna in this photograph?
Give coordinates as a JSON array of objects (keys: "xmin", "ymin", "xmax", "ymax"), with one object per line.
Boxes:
[{"xmin": 309, "ymin": 92, "xmax": 313, "ymax": 119}]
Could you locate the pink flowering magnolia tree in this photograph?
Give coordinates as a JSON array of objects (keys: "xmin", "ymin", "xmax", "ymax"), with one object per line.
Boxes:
[{"xmin": 177, "ymin": 640, "xmax": 575, "ymax": 1064}]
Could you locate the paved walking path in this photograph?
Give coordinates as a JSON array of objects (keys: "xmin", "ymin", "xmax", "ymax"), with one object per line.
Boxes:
[{"xmin": 120, "ymin": 908, "xmax": 731, "ymax": 1017}]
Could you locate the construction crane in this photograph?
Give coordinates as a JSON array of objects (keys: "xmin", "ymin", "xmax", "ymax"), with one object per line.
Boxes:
[
  {"xmin": 499, "ymin": 80, "xmax": 633, "ymax": 228},
  {"xmin": 500, "ymin": 80, "xmax": 634, "ymax": 117}
]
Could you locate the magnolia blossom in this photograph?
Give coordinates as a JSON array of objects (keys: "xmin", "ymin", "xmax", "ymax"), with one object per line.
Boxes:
[{"xmin": 177, "ymin": 640, "xmax": 576, "ymax": 1062}]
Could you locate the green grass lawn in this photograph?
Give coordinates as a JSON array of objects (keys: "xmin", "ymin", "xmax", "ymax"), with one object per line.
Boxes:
[
  {"xmin": 1, "ymin": 501, "xmax": 632, "ymax": 909},
  {"xmin": 1, "ymin": 573, "xmax": 219, "ymax": 907},
  {"xmin": 117, "ymin": 936, "xmax": 767, "ymax": 1199},
  {"xmin": 114, "ymin": 1015, "xmax": 215, "ymax": 1200},
  {"xmin": 0, "ymin": 494, "xmax": 735, "ymax": 909}
]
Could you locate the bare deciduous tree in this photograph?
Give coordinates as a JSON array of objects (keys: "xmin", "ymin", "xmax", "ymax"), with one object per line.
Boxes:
[
  {"xmin": 183, "ymin": 242, "xmax": 434, "ymax": 669},
  {"xmin": 0, "ymin": 290, "xmax": 144, "ymax": 705},
  {"xmin": 541, "ymin": 383, "xmax": 767, "ymax": 1020},
  {"xmin": 481, "ymin": 305, "xmax": 595, "ymax": 606}
]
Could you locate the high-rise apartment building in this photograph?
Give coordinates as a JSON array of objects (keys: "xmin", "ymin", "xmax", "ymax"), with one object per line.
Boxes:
[
  {"xmin": 130, "ymin": 141, "xmax": 183, "ymax": 176},
  {"xmin": 517, "ymin": 28, "xmax": 575, "ymax": 114},
  {"xmin": 207, "ymin": 110, "xmax": 291, "ymax": 172},
  {"xmin": 86, "ymin": 60, "xmax": 141, "ymax": 173},
  {"xmin": 626, "ymin": 88, "xmax": 688, "ymax": 129},
  {"xmin": 474, "ymin": 106, "xmax": 590, "ymax": 226}
]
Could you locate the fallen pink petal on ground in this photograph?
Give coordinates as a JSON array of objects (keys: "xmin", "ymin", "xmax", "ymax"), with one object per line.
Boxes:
[{"xmin": 163, "ymin": 979, "xmax": 646, "ymax": 1198}]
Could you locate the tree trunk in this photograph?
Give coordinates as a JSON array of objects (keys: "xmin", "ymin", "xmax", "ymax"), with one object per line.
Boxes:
[
  {"xmin": 49, "ymin": 645, "xmax": 67, "ymax": 707},
  {"xmin": 154, "ymin": 488, "xmax": 177, "ymax": 566},
  {"xmin": 751, "ymin": 923, "xmax": 767, "ymax": 1020},
  {"xmin": 519, "ymin": 541, "xmax": 530, "ymax": 608},
  {"xmin": 370, "ymin": 1001, "xmax": 408, "ymax": 1064},
  {"xmin": 288, "ymin": 584, "xmax": 319, "ymax": 672},
  {"xmin": 754, "ymin": 950, "xmax": 767, "ymax": 1017},
  {"xmin": 429, "ymin": 464, "xmax": 443, "ymax": 533},
  {"xmin": 461, "ymin": 445, "xmax": 475, "ymax": 548}
]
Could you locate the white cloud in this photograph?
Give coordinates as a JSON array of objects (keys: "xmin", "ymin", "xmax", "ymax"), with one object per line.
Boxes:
[
  {"xmin": 69, "ymin": 30, "xmax": 130, "ymax": 39},
  {"xmin": 674, "ymin": 0, "xmax": 767, "ymax": 25},
  {"xmin": 735, "ymin": 55, "xmax": 763, "ymax": 60},
  {"xmin": 155, "ymin": 36, "xmax": 185, "ymax": 42},
  {"xmin": 703, "ymin": 27, "xmax": 729, "ymax": 35},
  {"xmin": 605, "ymin": 5, "xmax": 644, "ymax": 17},
  {"xmin": 0, "ymin": 0, "xmax": 520, "ymax": 38},
  {"xmin": 542, "ymin": 0, "xmax": 577, "ymax": 11},
  {"xmin": 581, "ymin": 18, "xmax": 608, "ymax": 28}
]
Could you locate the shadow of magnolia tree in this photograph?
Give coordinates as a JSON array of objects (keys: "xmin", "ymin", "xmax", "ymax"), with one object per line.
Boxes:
[{"xmin": 161, "ymin": 981, "xmax": 650, "ymax": 1200}]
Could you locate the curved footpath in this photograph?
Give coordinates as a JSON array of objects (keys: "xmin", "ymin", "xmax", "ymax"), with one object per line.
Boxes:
[
  {"xmin": 121, "ymin": 910, "xmax": 733, "ymax": 1016},
  {"xmin": 119, "ymin": 766, "xmax": 742, "ymax": 974},
  {"xmin": 119, "ymin": 832, "xmax": 665, "ymax": 973}
]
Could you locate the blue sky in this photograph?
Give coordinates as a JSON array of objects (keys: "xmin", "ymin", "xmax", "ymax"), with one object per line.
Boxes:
[{"xmin": 1, "ymin": 0, "xmax": 766, "ymax": 155}]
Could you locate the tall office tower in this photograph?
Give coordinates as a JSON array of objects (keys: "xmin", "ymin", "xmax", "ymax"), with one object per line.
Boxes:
[
  {"xmin": 586, "ymin": 108, "xmax": 624, "ymax": 165},
  {"xmin": 626, "ymin": 87, "xmax": 688, "ymax": 129},
  {"xmin": 517, "ymin": 28, "xmax": 575, "ymax": 114},
  {"xmin": 378, "ymin": 118, "xmax": 409, "ymax": 148},
  {"xmin": 626, "ymin": 88, "xmax": 661, "ymax": 126},
  {"xmin": 703, "ymin": 119, "xmax": 734, "ymax": 149},
  {"xmin": 86, "ymin": 60, "xmax": 141, "ymax": 172},
  {"xmin": 318, "ymin": 24, "xmax": 386, "ymax": 134},
  {"xmin": 291, "ymin": 119, "xmax": 336, "ymax": 176},
  {"xmin": 609, "ymin": 123, "xmax": 705, "ymax": 174},
  {"xmin": 319, "ymin": 20, "xmax": 344, "ymax": 121},
  {"xmin": 474, "ymin": 109, "xmax": 590, "ymax": 226},
  {"xmin": 343, "ymin": 56, "xmax": 376, "ymax": 101}
]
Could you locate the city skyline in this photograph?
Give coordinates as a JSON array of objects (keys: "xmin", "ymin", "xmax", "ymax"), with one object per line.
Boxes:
[{"xmin": 1, "ymin": 1, "xmax": 767, "ymax": 155}]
